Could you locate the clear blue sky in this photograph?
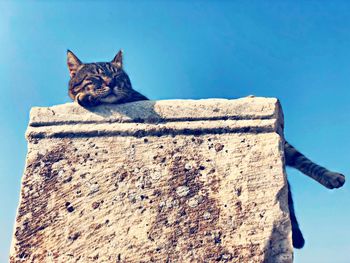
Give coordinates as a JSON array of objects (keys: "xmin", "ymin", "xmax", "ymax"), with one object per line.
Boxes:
[{"xmin": 1, "ymin": 1, "xmax": 349, "ymax": 262}]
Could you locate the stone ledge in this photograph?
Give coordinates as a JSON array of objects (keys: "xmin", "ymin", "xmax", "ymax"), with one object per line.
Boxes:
[
  {"xmin": 26, "ymin": 98, "xmax": 283, "ymax": 140},
  {"xmin": 29, "ymin": 97, "xmax": 282, "ymax": 126},
  {"xmin": 11, "ymin": 97, "xmax": 292, "ymax": 263}
]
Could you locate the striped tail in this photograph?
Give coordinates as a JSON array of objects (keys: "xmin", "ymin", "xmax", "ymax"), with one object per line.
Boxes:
[{"xmin": 284, "ymin": 141, "xmax": 345, "ymax": 189}]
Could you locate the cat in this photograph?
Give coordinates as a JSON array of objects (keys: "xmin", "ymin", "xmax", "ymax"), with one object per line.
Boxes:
[
  {"xmin": 67, "ymin": 50, "xmax": 346, "ymax": 249},
  {"xmin": 67, "ymin": 50, "xmax": 148, "ymax": 107}
]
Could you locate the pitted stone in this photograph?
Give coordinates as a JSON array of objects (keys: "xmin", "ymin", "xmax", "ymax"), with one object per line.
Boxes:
[{"xmin": 10, "ymin": 98, "xmax": 292, "ymax": 263}]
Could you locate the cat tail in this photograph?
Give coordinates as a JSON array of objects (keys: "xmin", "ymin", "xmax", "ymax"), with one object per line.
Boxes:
[
  {"xmin": 284, "ymin": 141, "xmax": 345, "ymax": 189},
  {"xmin": 287, "ymin": 181, "xmax": 305, "ymax": 249}
]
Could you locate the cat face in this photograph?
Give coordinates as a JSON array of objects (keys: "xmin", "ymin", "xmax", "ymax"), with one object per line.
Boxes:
[{"xmin": 67, "ymin": 50, "xmax": 134, "ymax": 107}]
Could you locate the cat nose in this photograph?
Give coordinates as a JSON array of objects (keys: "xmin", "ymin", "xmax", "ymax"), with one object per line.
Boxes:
[
  {"xmin": 103, "ymin": 77, "xmax": 113, "ymax": 86},
  {"xmin": 108, "ymin": 79, "xmax": 116, "ymax": 87}
]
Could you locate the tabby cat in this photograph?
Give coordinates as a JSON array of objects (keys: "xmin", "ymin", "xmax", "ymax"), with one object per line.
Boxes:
[
  {"xmin": 68, "ymin": 50, "xmax": 147, "ymax": 106},
  {"xmin": 67, "ymin": 50, "xmax": 346, "ymax": 249}
]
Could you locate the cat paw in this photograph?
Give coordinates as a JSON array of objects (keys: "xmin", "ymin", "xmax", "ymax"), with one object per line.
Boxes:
[{"xmin": 322, "ymin": 172, "xmax": 345, "ymax": 189}]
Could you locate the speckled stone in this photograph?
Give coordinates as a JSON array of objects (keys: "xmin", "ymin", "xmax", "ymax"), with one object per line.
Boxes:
[{"xmin": 10, "ymin": 98, "xmax": 292, "ymax": 263}]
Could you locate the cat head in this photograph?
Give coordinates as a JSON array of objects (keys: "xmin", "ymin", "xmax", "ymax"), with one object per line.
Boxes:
[{"xmin": 67, "ymin": 50, "xmax": 135, "ymax": 107}]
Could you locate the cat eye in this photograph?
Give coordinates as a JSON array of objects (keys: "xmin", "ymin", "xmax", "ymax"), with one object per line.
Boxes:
[
  {"xmin": 80, "ymin": 82, "xmax": 94, "ymax": 90},
  {"xmin": 86, "ymin": 76, "xmax": 101, "ymax": 82}
]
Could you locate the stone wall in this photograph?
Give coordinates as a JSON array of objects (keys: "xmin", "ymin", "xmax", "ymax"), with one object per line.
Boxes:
[{"xmin": 10, "ymin": 98, "xmax": 292, "ymax": 262}]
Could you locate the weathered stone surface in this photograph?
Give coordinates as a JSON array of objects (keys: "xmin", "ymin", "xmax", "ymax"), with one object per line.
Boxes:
[{"xmin": 10, "ymin": 98, "xmax": 292, "ymax": 262}]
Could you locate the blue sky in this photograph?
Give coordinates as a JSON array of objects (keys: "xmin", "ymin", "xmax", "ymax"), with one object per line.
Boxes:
[{"xmin": 1, "ymin": 1, "xmax": 349, "ymax": 262}]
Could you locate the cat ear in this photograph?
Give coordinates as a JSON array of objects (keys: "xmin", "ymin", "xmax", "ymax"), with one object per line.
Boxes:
[
  {"xmin": 67, "ymin": 50, "xmax": 82, "ymax": 77},
  {"xmin": 112, "ymin": 50, "xmax": 123, "ymax": 69}
]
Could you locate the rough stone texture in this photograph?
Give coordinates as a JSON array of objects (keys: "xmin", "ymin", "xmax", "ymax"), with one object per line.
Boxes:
[{"xmin": 10, "ymin": 98, "xmax": 293, "ymax": 263}]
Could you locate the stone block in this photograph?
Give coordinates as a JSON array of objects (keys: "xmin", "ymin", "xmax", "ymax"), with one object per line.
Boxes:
[{"xmin": 10, "ymin": 98, "xmax": 292, "ymax": 262}]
